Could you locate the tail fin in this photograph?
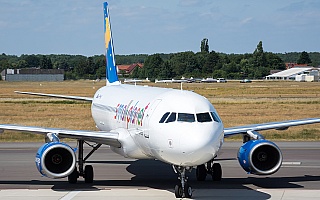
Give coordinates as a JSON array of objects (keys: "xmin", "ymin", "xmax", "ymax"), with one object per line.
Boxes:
[{"xmin": 103, "ymin": 2, "xmax": 120, "ymax": 86}]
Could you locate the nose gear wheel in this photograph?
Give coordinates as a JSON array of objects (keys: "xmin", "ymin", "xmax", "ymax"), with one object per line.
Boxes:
[{"xmin": 173, "ymin": 166, "xmax": 193, "ymax": 198}]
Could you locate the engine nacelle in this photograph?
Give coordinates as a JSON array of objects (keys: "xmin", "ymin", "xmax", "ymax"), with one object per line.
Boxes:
[
  {"xmin": 35, "ymin": 142, "xmax": 76, "ymax": 179},
  {"xmin": 237, "ymin": 139, "xmax": 282, "ymax": 175}
]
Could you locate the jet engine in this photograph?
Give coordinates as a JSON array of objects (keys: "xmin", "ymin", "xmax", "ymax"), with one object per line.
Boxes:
[
  {"xmin": 237, "ymin": 139, "xmax": 282, "ymax": 175},
  {"xmin": 35, "ymin": 142, "xmax": 76, "ymax": 179}
]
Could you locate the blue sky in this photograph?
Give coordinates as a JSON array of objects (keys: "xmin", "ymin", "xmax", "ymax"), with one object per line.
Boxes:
[{"xmin": 0, "ymin": 0, "xmax": 319, "ymax": 56}]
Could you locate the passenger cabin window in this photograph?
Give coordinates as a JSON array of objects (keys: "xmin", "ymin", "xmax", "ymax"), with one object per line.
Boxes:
[
  {"xmin": 196, "ymin": 112, "xmax": 212, "ymax": 123},
  {"xmin": 178, "ymin": 113, "xmax": 195, "ymax": 123},
  {"xmin": 210, "ymin": 112, "xmax": 221, "ymax": 123},
  {"xmin": 159, "ymin": 112, "xmax": 170, "ymax": 123},
  {"xmin": 165, "ymin": 112, "xmax": 176, "ymax": 123}
]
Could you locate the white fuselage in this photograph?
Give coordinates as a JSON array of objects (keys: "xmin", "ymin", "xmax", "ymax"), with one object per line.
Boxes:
[{"xmin": 91, "ymin": 84, "xmax": 224, "ymax": 166}]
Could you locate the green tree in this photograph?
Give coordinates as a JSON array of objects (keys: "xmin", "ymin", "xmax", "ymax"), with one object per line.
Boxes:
[
  {"xmin": 212, "ymin": 70, "xmax": 227, "ymax": 78},
  {"xmin": 202, "ymin": 51, "xmax": 220, "ymax": 74},
  {"xmin": 24, "ymin": 55, "xmax": 40, "ymax": 68},
  {"xmin": 96, "ymin": 66, "xmax": 106, "ymax": 79},
  {"xmin": 143, "ymin": 54, "xmax": 164, "ymax": 78},
  {"xmin": 297, "ymin": 51, "xmax": 312, "ymax": 64},
  {"xmin": 130, "ymin": 66, "xmax": 141, "ymax": 78},
  {"xmin": 86, "ymin": 57, "xmax": 95, "ymax": 75},
  {"xmin": 17, "ymin": 60, "xmax": 28, "ymax": 69},
  {"xmin": 73, "ymin": 56, "xmax": 89, "ymax": 78},
  {"xmin": 265, "ymin": 52, "xmax": 286, "ymax": 70},
  {"xmin": 253, "ymin": 66, "xmax": 269, "ymax": 79},
  {"xmin": 158, "ymin": 61, "xmax": 174, "ymax": 78},
  {"xmin": 200, "ymin": 38, "xmax": 209, "ymax": 53},
  {"xmin": 0, "ymin": 54, "xmax": 11, "ymax": 70},
  {"xmin": 252, "ymin": 41, "xmax": 267, "ymax": 68},
  {"xmin": 181, "ymin": 51, "xmax": 198, "ymax": 74},
  {"xmin": 92, "ymin": 56, "xmax": 105, "ymax": 79},
  {"xmin": 170, "ymin": 52, "xmax": 199, "ymax": 77},
  {"xmin": 54, "ymin": 60, "xmax": 70, "ymax": 71},
  {"xmin": 222, "ymin": 61, "xmax": 240, "ymax": 74},
  {"xmin": 40, "ymin": 55, "xmax": 53, "ymax": 69},
  {"xmin": 239, "ymin": 58, "xmax": 250, "ymax": 78}
]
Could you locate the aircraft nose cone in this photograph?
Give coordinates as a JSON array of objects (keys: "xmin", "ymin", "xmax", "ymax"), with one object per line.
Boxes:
[{"xmin": 177, "ymin": 125, "xmax": 223, "ymax": 165}]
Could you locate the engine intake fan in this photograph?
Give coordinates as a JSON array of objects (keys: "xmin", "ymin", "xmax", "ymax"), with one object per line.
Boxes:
[
  {"xmin": 35, "ymin": 142, "xmax": 76, "ymax": 179},
  {"xmin": 237, "ymin": 139, "xmax": 282, "ymax": 175}
]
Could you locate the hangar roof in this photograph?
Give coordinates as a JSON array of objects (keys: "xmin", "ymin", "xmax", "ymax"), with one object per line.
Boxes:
[{"xmin": 266, "ymin": 67, "xmax": 313, "ymax": 78}]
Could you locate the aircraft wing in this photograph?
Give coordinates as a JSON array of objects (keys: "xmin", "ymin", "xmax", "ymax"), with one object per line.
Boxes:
[
  {"xmin": 224, "ymin": 118, "xmax": 320, "ymax": 137},
  {"xmin": 15, "ymin": 91, "xmax": 93, "ymax": 102},
  {"xmin": 0, "ymin": 124, "xmax": 121, "ymax": 148}
]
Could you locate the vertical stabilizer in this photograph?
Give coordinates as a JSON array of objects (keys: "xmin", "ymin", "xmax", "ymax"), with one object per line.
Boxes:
[{"xmin": 104, "ymin": 2, "xmax": 120, "ymax": 86}]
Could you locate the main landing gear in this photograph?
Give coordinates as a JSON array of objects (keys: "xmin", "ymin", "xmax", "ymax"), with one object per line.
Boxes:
[
  {"xmin": 68, "ymin": 140, "xmax": 102, "ymax": 184},
  {"xmin": 173, "ymin": 166, "xmax": 193, "ymax": 198},
  {"xmin": 196, "ymin": 160, "xmax": 222, "ymax": 181}
]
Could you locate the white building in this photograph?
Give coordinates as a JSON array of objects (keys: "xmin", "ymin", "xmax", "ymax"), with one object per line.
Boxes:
[{"xmin": 265, "ymin": 67, "xmax": 319, "ymax": 82}]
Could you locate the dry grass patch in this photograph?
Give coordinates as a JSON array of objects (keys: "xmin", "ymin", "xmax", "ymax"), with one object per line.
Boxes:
[{"xmin": 1, "ymin": 80, "xmax": 320, "ymax": 141}]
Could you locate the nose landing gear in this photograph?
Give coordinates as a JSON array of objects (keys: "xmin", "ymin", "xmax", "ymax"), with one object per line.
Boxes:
[{"xmin": 173, "ymin": 166, "xmax": 193, "ymax": 198}]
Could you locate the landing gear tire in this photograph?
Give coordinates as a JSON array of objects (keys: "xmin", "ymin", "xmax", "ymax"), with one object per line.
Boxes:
[
  {"xmin": 211, "ymin": 163, "xmax": 222, "ymax": 181},
  {"xmin": 68, "ymin": 168, "xmax": 79, "ymax": 184},
  {"xmin": 69, "ymin": 140, "xmax": 101, "ymax": 184},
  {"xmin": 174, "ymin": 184, "xmax": 183, "ymax": 198},
  {"xmin": 174, "ymin": 183, "xmax": 192, "ymax": 198},
  {"xmin": 184, "ymin": 184, "xmax": 192, "ymax": 198},
  {"xmin": 173, "ymin": 166, "xmax": 192, "ymax": 198},
  {"xmin": 196, "ymin": 164, "xmax": 207, "ymax": 181},
  {"xmin": 84, "ymin": 165, "xmax": 94, "ymax": 183}
]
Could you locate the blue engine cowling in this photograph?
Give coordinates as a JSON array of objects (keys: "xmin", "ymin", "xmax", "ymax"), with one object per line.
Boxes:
[
  {"xmin": 35, "ymin": 142, "xmax": 76, "ymax": 179},
  {"xmin": 237, "ymin": 139, "xmax": 282, "ymax": 175}
]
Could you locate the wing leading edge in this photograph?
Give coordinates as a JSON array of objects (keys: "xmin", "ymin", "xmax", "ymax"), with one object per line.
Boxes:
[
  {"xmin": 224, "ymin": 118, "xmax": 320, "ymax": 137},
  {"xmin": 0, "ymin": 124, "xmax": 121, "ymax": 148},
  {"xmin": 15, "ymin": 91, "xmax": 93, "ymax": 102}
]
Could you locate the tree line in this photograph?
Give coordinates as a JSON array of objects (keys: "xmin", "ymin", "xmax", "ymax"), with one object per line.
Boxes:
[{"xmin": 0, "ymin": 40, "xmax": 318, "ymax": 80}]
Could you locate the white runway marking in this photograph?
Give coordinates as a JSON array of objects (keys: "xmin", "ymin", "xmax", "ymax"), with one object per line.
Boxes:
[
  {"xmin": 60, "ymin": 190, "xmax": 81, "ymax": 200},
  {"xmin": 282, "ymin": 162, "xmax": 301, "ymax": 165}
]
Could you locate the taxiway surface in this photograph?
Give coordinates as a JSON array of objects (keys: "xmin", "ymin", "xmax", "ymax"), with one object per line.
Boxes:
[{"xmin": 0, "ymin": 142, "xmax": 320, "ymax": 199}]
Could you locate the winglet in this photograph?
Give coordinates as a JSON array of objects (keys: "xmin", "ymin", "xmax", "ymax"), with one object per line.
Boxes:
[{"xmin": 104, "ymin": 2, "xmax": 120, "ymax": 86}]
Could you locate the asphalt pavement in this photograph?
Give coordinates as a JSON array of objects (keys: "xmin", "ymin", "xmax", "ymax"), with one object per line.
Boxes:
[{"xmin": 0, "ymin": 141, "xmax": 320, "ymax": 199}]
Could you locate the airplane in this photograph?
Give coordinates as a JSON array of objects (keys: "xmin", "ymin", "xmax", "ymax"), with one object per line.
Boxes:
[
  {"xmin": 1, "ymin": 2, "xmax": 320, "ymax": 198},
  {"xmin": 123, "ymin": 79, "xmax": 143, "ymax": 83},
  {"xmin": 155, "ymin": 79, "xmax": 190, "ymax": 83}
]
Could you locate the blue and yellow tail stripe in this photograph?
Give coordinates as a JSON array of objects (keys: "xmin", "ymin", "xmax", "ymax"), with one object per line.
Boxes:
[{"xmin": 103, "ymin": 2, "xmax": 119, "ymax": 85}]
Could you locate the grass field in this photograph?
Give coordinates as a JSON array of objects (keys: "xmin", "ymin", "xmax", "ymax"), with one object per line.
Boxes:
[{"xmin": 0, "ymin": 80, "xmax": 319, "ymax": 142}]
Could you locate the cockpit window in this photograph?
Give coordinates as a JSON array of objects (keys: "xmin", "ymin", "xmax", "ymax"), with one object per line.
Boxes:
[
  {"xmin": 159, "ymin": 112, "xmax": 170, "ymax": 123},
  {"xmin": 178, "ymin": 113, "xmax": 195, "ymax": 123},
  {"xmin": 210, "ymin": 112, "xmax": 221, "ymax": 123},
  {"xmin": 165, "ymin": 112, "xmax": 176, "ymax": 123},
  {"xmin": 196, "ymin": 112, "xmax": 212, "ymax": 123},
  {"xmin": 160, "ymin": 111, "xmax": 220, "ymax": 124}
]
